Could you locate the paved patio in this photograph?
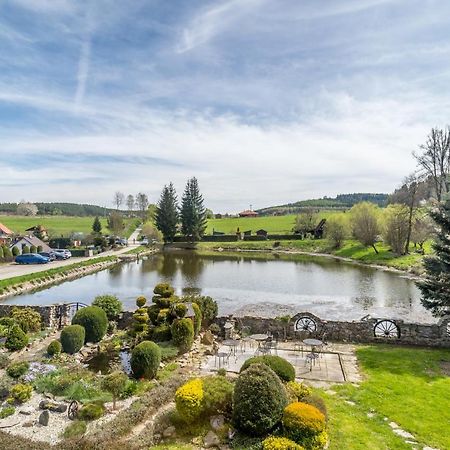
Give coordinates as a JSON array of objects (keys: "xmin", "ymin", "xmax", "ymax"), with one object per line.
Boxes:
[{"xmin": 200, "ymin": 341, "xmax": 349, "ymax": 383}]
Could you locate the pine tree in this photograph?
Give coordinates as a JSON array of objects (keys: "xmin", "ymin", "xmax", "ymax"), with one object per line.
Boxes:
[
  {"xmin": 417, "ymin": 202, "xmax": 450, "ymax": 316},
  {"xmin": 180, "ymin": 177, "xmax": 207, "ymax": 241},
  {"xmin": 155, "ymin": 183, "xmax": 179, "ymax": 243},
  {"xmin": 92, "ymin": 216, "xmax": 102, "ymax": 234}
]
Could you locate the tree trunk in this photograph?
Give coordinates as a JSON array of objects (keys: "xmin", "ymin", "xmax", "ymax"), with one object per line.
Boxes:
[{"xmin": 372, "ymin": 244, "xmax": 379, "ymax": 254}]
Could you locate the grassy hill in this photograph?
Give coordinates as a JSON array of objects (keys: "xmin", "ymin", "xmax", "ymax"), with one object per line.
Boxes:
[{"xmin": 0, "ymin": 215, "xmax": 138, "ymax": 237}]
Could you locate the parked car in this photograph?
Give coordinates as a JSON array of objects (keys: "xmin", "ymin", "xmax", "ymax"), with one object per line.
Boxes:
[
  {"xmin": 52, "ymin": 249, "xmax": 72, "ymax": 259},
  {"xmin": 140, "ymin": 238, "xmax": 149, "ymax": 245},
  {"xmin": 39, "ymin": 251, "xmax": 57, "ymax": 261},
  {"xmin": 15, "ymin": 254, "xmax": 49, "ymax": 264}
]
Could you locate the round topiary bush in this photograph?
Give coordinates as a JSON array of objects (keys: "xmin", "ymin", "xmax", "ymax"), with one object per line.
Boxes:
[
  {"xmin": 30, "ymin": 245, "xmax": 37, "ymax": 253},
  {"xmin": 240, "ymin": 355, "xmax": 296, "ymax": 382},
  {"xmin": 192, "ymin": 302, "xmax": 202, "ymax": 336},
  {"xmin": 282, "ymin": 402, "xmax": 326, "ymax": 449},
  {"xmin": 92, "ymin": 295, "xmax": 123, "ymax": 320},
  {"xmin": 136, "ymin": 296, "xmax": 147, "ymax": 308},
  {"xmin": 171, "ymin": 318, "xmax": 194, "ymax": 354},
  {"xmin": 47, "ymin": 340, "xmax": 62, "ymax": 356},
  {"xmin": 22, "ymin": 245, "xmax": 30, "ymax": 254},
  {"xmin": 150, "ymin": 324, "xmax": 172, "ymax": 342},
  {"xmin": 5, "ymin": 324, "xmax": 29, "ymax": 351},
  {"xmin": 11, "ymin": 246, "xmax": 19, "ymax": 257},
  {"xmin": 262, "ymin": 436, "xmax": 305, "ymax": 450},
  {"xmin": 130, "ymin": 340, "xmax": 161, "ymax": 379},
  {"xmin": 60, "ymin": 325, "xmax": 85, "ymax": 354},
  {"xmin": 233, "ymin": 363, "xmax": 288, "ymax": 436},
  {"xmin": 174, "ymin": 303, "xmax": 187, "ymax": 318},
  {"xmin": 72, "ymin": 306, "xmax": 108, "ymax": 343},
  {"xmin": 147, "ymin": 304, "xmax": 160, "ymax": 325},
  {"xmin": 153, "ymin": 283, "xmax": 174, "ymax": 297}
]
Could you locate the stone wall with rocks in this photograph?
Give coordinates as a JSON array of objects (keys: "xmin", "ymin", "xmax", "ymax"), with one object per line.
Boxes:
[{"xmin": 215, "ymin": 312, "xmax": 450, "ymax": 348}]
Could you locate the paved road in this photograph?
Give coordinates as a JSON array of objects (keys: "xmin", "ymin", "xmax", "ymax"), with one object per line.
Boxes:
[{"xmin": 0, "ymin": 228, "xmax": 142, "ymax": 281}]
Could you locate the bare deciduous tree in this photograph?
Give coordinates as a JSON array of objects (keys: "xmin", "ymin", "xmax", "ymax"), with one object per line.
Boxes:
[
  {"xmin": 17, "ymin": 202, "xmax": 38, "ymax": 216},
  {"xmin": 135, "ymin": 192, "xmax": 149, "ymax": 218},
  {"xmin": 383, "ymin": 204, "xmax": 410, "ymax": 255},
  {"xmin": 325, "ymin": 214, "xmax": 348, "ymax": 249},
  {"xmin": 411, "ymin": 212, "xmax": 434, "ymax": 251},
  {"xmin": 126, "ymin": 194, "xmax": 135, "ymax": 213},
  {"xmin": 350, "ymin": 202, "xmax": 380, "ymax": 253},
  {"xmin": 113, "ymin": 191, "xmax": 124, "ymax": 210},
  {"xmin": 414, "ymin": 127, "xmax": 450, "ymax": 202}
]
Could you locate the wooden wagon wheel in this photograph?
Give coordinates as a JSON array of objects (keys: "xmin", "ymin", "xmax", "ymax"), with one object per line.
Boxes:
[
  {"xmin": 294, "ymin": 316, "xmax": 317, "ymax": 333},
  {"xmin": 374, "ymin": 320, "xmax": 400, "ymax": 339},
  {"xmin": 68, "ymin": 400, "xmax": 79, "ymax": 420}
]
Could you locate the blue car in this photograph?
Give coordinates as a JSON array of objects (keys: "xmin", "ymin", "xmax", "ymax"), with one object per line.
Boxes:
[{"xmin": 15, "ymin": 254, "xmax": 49, "ymax": 264}]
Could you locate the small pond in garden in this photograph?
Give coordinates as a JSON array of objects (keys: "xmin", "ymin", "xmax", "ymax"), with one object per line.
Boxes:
[
  {"xmin": 1, "ymin": 250, "xmax": 435, "ymax": 323},
  {"xmin": 85, "ymin": 350, "xmax": 131, "ymax": 375}
]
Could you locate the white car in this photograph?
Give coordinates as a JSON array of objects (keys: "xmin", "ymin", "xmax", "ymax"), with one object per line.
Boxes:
[{"xmin": 53, "ymin": 249, "xmax": 72, "ymax": 259}]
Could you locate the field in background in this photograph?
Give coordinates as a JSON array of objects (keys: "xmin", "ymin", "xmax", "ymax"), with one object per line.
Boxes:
[
  {"xmin": 0, "ymin": 216, "xmax": 138, "ymax": 237},
  {"xmin": 206, "ymin": 211, "xmax": 341, "ymax": 234}
]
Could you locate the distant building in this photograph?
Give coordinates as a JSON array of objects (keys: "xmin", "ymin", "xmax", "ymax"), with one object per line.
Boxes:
[
  {"xmin": 238, "ymin": 209, "xmax": 258, "ymax": 218},
  {"xmin": 10, "ymin": 235, "xmax": 52, "ymax": 253},
  {"xmin": 0, "ymin": 222, "xmax": 13, "ymax": 245},
  {"xmin": 256, "ymin": 229, "xmax": 268, "ymax": 237},
  {"xmin": 25, "ymin": 225, "xmax": 49, "ymax": 242}
]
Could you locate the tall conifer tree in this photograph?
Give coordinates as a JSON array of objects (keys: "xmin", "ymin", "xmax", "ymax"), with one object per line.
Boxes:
[
  {"xmin": 155, "ymin": 183, "xmax": 179, "ymax": 243},
  {"xmin": 180, "ymin": 177, "xmax": 207, "ymax": 241},
  {"xmin": 417, "ymin": 201, "xmax": 450, "ymax": 315}
]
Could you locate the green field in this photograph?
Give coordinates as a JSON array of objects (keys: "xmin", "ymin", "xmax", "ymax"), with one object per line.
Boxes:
[
  {"xmin": 0, "ymin": 215, "xmax": 138, "ymax": 237},
  {"xmin": 206, "ymin": 212, "xmax": 341, "ymax": 234}
]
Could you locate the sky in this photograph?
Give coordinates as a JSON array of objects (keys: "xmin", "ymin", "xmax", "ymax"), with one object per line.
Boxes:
[{"xmin": 1, "ymin": 0, "xmax": 450, "ymax": 213}]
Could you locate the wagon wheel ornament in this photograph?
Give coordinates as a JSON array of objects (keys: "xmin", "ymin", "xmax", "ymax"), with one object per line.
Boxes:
[
  {"xmin": 68, "ymin": 400, "xmax": 79, "ymax": 420},
  {"xmin": 374, "ymin": 320, "xmax": 400, "ymax": 339},
  {"xmin": 294, "ymin": 316, "xmax": 317, "ymax": 333}
]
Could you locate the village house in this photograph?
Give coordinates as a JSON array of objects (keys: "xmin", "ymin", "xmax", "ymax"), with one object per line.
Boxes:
[
  {"xmin": 0, "ymin": 222, "xmax": 13, "ymax": 245},
  {"xmin": 238, "ymin": 209, "xmax": 258, "ymax": 218},
  {"xmin": 10, "ymin": 235, "xmax": 52, "ymax": 254}
]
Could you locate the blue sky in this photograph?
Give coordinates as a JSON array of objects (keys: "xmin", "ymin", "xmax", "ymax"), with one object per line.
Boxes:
[{"xmin": 1, "ymin": 0, "xmax": 450, "ymax": 212}]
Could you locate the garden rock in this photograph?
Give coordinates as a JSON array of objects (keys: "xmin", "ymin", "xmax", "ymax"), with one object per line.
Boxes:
[
  {"xmin": 163, "ymin": 426, "xmax": 176, "ymax": 438},
  {"xmin": 39, "ymin": 400, "xmax": 67, "ymax": 413},
  {"xmin": 19, "ymin": 406, "xmax": 34, "ymax": 415},
  {"xmin": 201, "ymin": 330, "xmax": 214, "ymax": 346},
  {"xmin": 38, "ymin": 410, "xmax": 49, "ymax": 426},
  {"xmin": 210, "ymin": 414, "xmax": 225, "ymax": 431},
  {"xmin": 203, "ymin": 431, "xmax": 220, "ymax": 448}
]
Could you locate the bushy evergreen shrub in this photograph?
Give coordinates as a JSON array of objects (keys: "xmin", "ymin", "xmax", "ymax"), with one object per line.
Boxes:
[
  {"xmin": 78, "ymin": 402, "xmax": 105, "ymax": 420},
  {"xmin": 11, "ymin": 307, "xmax": 41, "ymax": 333},
  {"xmin": 10, "ymin": 383, "xmax": 32, "ymax": 403},
  {"xmin": 136, "ymin": 296, "xmax": 147, "ymax": 308},
  {"xmin": 174, "ymin": 303, "xmax": 187, "ymax": 318},
  {"xmin": 182, "ymin": 295, "xmax": 218, "ymax": 325},
  {"xmin": 92, "ymin": 295, "xmax": 123, "ymax": 320},
  {"xmin": 132, "ymin": 296, "xmax": 149, "ymax": 335},
  {"xmin": 5, "ymin": 324, "xmax": 29, "ymax": 351},
  {"xmin": 233, "ymin": 363, "xmax": 288, "ymax": 436},
  {"xmin": 240, "ymin": 355, "xmax": 295, "ymax": 382},
  {"xmin": 47, "ymin": 340, "xmax": 62, "ymax": 356},
  {"xmin": 202, "ymin": 375, "xmax": 233, "ymax": 415},
  {"xmin": 60, "ymin": 325, "xmax": 85, "ymax": 354},
  {"xmin": 171, "ymin": 318, "xmax": 194, "ymax": 354},
  {"xmin": 6, "ymin": 361, "xmax": 29, "ymax": 379},
  {"xmin": 72, "ymin": 306, "xmax": 107, "ymax": 343},
  {"xmin": 130, "ymin": 340, "xmax": 161, "ymax": 379},
  {"xmin": 10, "ymin": 246, "xmax": 19, "ymax": 257},
  {"xmin": 30, "ymin": 245, "xmax": 37, "ymax": 253},
  {"xmin": 147, "ymin": 304, "xmax": 160, "ymax": 325},
  {"xmin": 150, "ymin": 324, "xmax": 172, "ymax": 342},
  {"xmin": 263, "ymin": 436, "xmax": 304, "ymax": 450},
  {"xmin": 192, "ymin": 302, "xmax": 202, "ymax": 336},
  {"xmin": 22, "ymin": 245, "xmax": 30, "ymax": 254},
  {"xmin": 175, "ymin": 378, "xmax": 203, "ymax": 423},
  {"xmin": 286, "ymin": 381, "xmax": 312, "ymax": 402}
]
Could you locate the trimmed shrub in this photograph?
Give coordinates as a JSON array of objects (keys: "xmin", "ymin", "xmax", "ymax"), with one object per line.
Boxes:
[
  {"xmin": 130, "ymin": 340, "xmax": 161, "ymax": 379},
  {"xmin": 0, "ymin": 317, "xmax": 16, "ymax": 328},
  {"xmin": 101, "ymin": 371, "xmax": 128, "ymax": 409},
  {"xmin": 60, "ymin": 325, "xmax": 85, "ymax": 354},
  {"xmin": 175, "ymin": 378, "xmax": 203, "ymax": 423},
  {"xmin": 11, "ymin": 307, "xmax": 41, "ymax": 333},
  {"xmin": 286, "ymin": 381, "xmax": 312, "ymax": 403},
  {"xmin": 10, "ymin": 246, "xmax": 19, "ymax": 257},
  {"xmin": 192, "ymin": 302, "xmax": 202, "ymax": 336},
  {"xmin": 174, "ymin": 303, "xmax": 187, "ymax": 318},
  {"xmin": 5, "ymin": 324, "xmax": 29, "ymax": 351},
  {"xmin": 6, "ymin": 361, "xmax": 29, "ymax": 379},
  {"xmin": 30, "ymin": 245, "xmax": 37, "ymax": 253},
  {"xmin": 72, "ymin": 306, "xmax": 108, "ymax": 343},
  {"xmin": 37, "ymin": 245, "xmax": 43, "ymax": 253},
  {"xmin": 156, "ymin": 308, "xmax": 170, "ymax": 324},
  {"xmin": 78, "ymin": 402, "xmax": 105, "ymax": 421},
  {"xmin": 147, "ymin": 304, "xmax": 160, "ymax": 325},
  {"xmin": 302, "ymin": 394, "xmax": 328, "ymax": 421},
  {"xmin": 153, "ymin": 283, "xmax": 174, "ymax": 297},
  {"xmin": 240, "ymin": 355, "xmax": 296, "ymax": 382},
  {"xmin": 22, "ymin": 245, "xmax": 30, "ymax": 254},
  {"xmin": 183, "ymin": 295, "xmax": 218, "ymax": 326},
  {"xmin": 202, "ymin": 375, "xmax": 233, "ymax": 416},
  {"xmin": 263, "ymin": 436, "xmax": 304, "ymax": 450},
  {"xmin": 150, "ymin": 324, "xmax": 172, "ymax": 342},
  {"xmin": 92, "ymin": 295, "xmax": 123, "ymax": 320},
  {"xmin": 283, "ymin": 402, "xmax": 326, "ymax": 448},
  {"xmin": 171, "ymin": 318, "xmax": 194, "ymax": 354},
  {"xmin": 47, "ymin": 340, "xmax": 62, "ymax": 356},
  {"xmin": 233, "ymin": 363, "xmax": 288, "ymax": 436},
  {"xmin": 10, "ymin": 383, "xmax": 32, "ymax": 403},
  {"xmin": 0, "ymin": 406, "xmax": 15, "ymax": 419},
  {"xmin": 63, "ymin": 420, "xmax": 87, "ymax": 439},
  {"xmin": 136, "ymin": 296, "xmax": 147, "ymax": 308}
]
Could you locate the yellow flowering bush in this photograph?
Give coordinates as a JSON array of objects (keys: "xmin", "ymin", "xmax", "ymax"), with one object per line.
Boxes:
[
  {"xmin": 286, "ymin": 381, "xmax": 312, "ymax": 402},
  {"xmin": 262, "ymin": 436, "xmax": 305, "ymax": 450},
  {"xmin": 283, "ymin": 402, "xmax": 326, "ymax": 449},
  {"xmin": 175, "ymin": 378, "xmax": 204, "ymax": 423}
]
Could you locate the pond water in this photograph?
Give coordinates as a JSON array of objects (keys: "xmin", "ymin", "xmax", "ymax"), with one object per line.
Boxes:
[{"xmin": 1, "ymin": 251, "xmax": 434, "ymax": 323}]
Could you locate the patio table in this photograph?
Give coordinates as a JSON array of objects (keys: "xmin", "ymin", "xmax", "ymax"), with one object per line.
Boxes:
[
  {"xmin": 249, "ymin": 334, "xmax": 270, "ymax": 354},
  {"xmin": 302, "ymin": 338, "xmax": 323, "ymax": 372},
  {"xmin": 222, "ymin": 339, "xmax": 240, "ymax": 356}
]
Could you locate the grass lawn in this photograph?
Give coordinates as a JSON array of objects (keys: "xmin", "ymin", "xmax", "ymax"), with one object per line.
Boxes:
[
  {"xmin": 0, "ymin": 215, "xmax": 139, "ymax": 237},
  {"xmin": 325, "ymin": 345, "xmax": 450, "ymax": 450}
]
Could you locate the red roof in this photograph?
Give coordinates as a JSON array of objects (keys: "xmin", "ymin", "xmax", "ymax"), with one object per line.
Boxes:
[
  {"xmin": 239, "ymin": 210, "xmax": 258, "ymax": 217},
  {"xmin": 0, "ymin": 222, "xmax": 13, "ymax": 235}
]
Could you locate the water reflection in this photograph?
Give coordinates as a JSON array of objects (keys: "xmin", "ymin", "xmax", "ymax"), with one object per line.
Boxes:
[{"xmin": 2, "ymin": 251, "xmax": 435, "ymax": 323}]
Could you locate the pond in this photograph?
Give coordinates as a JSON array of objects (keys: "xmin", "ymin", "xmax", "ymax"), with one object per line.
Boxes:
[{"xmin": 1, "ymin": 251, "xmax": 435, "ymax": 323}]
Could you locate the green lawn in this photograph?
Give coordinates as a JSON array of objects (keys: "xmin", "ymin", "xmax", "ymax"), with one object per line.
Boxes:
[
  {"xmin": 325, "ymin": 345, "xmax": 450, "ymax": 450},
  {"xmin": 0, "ymin": 215, "xmax": 139, "ymax": 237}
]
